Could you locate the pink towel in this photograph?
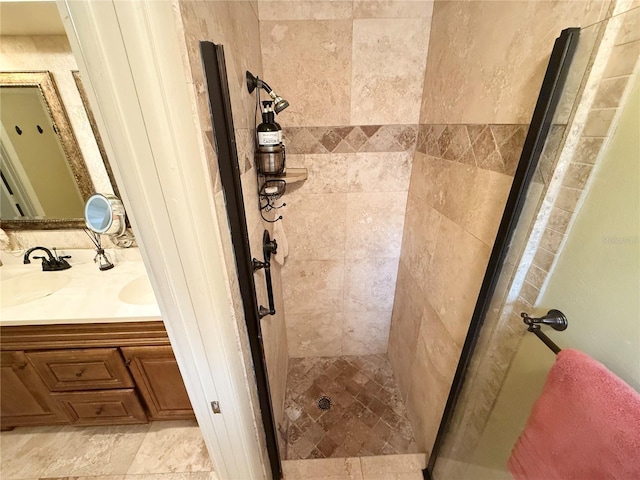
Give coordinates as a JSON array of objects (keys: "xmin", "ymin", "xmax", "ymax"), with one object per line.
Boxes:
[{"xmin": 508, "ymin": 349, "xmax": 640, "ymax": 480}]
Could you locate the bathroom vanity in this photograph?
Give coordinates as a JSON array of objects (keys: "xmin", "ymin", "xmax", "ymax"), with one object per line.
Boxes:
[
  {"xmin": 0, "ymin": 62, "xmax": 194, "ymax": 429},
  {"xmin": 0, "ymin": 250, "xmax": 194, "ymax": 429}
]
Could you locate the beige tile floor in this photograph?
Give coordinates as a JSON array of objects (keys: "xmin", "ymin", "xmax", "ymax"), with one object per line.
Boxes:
[
  {"xmin": 0, "ymin": 420, "xmax": 217, "ymax": 480},
  {"xmin": 0, "ymin": 420, "xmax": 425, "ymax": 480},
  {"xmin": 282, "ymin": 454, "xmax": 427, "ymax": 479}
]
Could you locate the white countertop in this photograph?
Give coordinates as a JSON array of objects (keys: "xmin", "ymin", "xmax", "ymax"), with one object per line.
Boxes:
[{"xmin": 0, "ymin": 248, "xmax": 161, "ymax": 326}]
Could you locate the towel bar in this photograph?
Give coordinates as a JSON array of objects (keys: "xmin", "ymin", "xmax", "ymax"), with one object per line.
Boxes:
[{"xmin": 521, "ymin": 310, "xmax": 568, "ymax": 354}]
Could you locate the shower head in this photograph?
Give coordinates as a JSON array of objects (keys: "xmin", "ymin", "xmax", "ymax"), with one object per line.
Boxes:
[
  {"xmin": 271, "ymin": 94, "xmax": 289, "ymax": 114},
  {"xmin": 246, "ymin": 71, "xmax": 289, "ymax": 114}
]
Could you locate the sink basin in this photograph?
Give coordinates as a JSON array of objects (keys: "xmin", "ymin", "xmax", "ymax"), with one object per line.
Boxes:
[
  {"xmin": 119, "ymin": 275, "xmax": 156, "ymax": 305},
  {"xmin": 1, "ymin": 272, "xmax": 72, "ymax": 307}
]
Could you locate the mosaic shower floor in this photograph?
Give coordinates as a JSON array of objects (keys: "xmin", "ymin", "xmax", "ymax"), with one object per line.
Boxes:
[{"xmin": 283, "ymin": 354, "xmax": 419, "ymax": 460}]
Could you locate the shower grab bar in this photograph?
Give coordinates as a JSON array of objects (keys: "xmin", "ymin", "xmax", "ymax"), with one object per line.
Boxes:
[
  {"xmin": 521, "ymin": 310, "xmax": 568, "ymax": 354},
  {"xmin": 253, "ymin": 230, "xmax": 277, "ymax": 319}
]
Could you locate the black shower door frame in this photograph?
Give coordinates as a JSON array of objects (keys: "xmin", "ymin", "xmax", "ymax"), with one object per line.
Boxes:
[{"xmin": 200, "ymin": 41, "xmax": 282, "ymax": 480}]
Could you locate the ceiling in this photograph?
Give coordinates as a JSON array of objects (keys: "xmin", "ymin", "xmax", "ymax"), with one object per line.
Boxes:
[{"xmin": 0, "ymin": 1, "xmax": 66, "ymax": 36}]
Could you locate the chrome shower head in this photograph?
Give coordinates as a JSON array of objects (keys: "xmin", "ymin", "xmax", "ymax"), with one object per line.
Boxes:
[
  {"xmin": 271, "ymin": 94, "xmax": 289, "ymax": 114},
  {"xmin": 246, "ymin": 71, "xmax": 289, "ymax": 114}
]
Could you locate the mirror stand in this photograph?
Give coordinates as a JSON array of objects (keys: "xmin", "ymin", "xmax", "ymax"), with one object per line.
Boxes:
[{"xmin": 84, "ymin": 229, "xmax": 114, "ymax": 271}]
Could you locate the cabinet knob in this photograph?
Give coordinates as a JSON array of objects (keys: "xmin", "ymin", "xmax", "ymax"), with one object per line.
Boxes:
[
  {"xmin": 75, "ymin": 369, "xmax": 85, "ymax": 378},
  {"xmin": 16, "ymin": 363, "xmax": 27, "ymax": 370},
  {"xmin": 95, "ymin": 407, "xmax": 103, "ymax": 415}
]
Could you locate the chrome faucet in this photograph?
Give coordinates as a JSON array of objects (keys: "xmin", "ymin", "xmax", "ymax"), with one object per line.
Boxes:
[{"xmin": 23, "ymin": 246, "xmax": 72, "ymax": 271}]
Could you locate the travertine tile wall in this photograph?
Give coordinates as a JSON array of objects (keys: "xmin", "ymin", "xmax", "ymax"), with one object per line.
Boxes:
[
  {"xmin": 258, "ymin": 1, "xmax": 433, "ymax": 357},
  {"xmin": 388, "ymin": 0, "xmax": 615, "ymax": 456},
  {"xmin": 389, "ymin": 124, "xmax": 524, "ymax": 453},
  {"xmin": 259, "ymin": 1, "xmax": 433, "ymax": 128},
  {"xmin": 420, "ymin": 0, "xmax": 610, "ymax": 124},
  {"xmin": 1, "ymin": 35, "xmax": 115, "ymax": 249},
  {"xmin": 177, "ymin": 0, "xmax": 289, "ymax": 457},
  {"xmin": 281, "ymin": 147, "xmax": 412, "ymax": 358}
]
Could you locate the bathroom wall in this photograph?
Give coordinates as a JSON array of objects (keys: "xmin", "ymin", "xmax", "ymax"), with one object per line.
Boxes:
[
  {"xmin": 0, "ymin": 35, "xmax": 114, "ymax": 249},
  {"xmin": 176, "ymin": 0, "xmax": 289, "ymax": 457},
  {"xmin": 530, "ymin": 72, "xmax": 639, "ymax": 396},
  {"xmin": 389, "ymin": 0, "xmax": 613, "ymax": 454},
  {"xmin": 539, "ymin": 37, "xmax": 639, "ymax": 397},
  {"xmin": 258, "ymin": 0, "xmax": 434, "ymax": 357}
]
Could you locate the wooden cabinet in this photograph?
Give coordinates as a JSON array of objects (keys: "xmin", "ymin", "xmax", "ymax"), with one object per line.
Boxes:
[
  {"xmin": 0, "ymin": 351, "xmax": 67, "ymax": 428},
  {"xmin": 0, "ymin": 322, "xmax": 194, "ymax": 429},
  {"xmin": 122, "ymin": 346, "xmax": 194, "ymax": 420}
]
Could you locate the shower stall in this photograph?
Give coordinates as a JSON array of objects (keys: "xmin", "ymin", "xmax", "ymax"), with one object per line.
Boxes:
[{"xmin": 189, "ymin": 1, "xmax": 639, "ymax": 478}]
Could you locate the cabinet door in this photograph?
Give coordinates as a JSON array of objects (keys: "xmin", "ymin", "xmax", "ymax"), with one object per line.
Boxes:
[
  {"xmin": 121, "ymin": 346, "xmax": 194, "ymax": 420},
  {"xmin": 0, "ymin": 351, "xmax": 68, "ymax": 428}
]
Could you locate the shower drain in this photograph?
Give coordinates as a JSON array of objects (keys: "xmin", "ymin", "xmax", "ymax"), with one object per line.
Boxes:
[{"xmin": 317, "ymin": 396, "xmax": 332, "ymax": 411}]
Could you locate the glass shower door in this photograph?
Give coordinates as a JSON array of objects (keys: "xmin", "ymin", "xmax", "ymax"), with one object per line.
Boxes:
[{"xmin": 430, "ymin": 8, "xmax": 640, "ymax": 479}]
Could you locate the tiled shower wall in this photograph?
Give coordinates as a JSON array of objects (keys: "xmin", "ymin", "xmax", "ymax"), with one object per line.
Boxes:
[
  {"xmin": 280, "ymin": 128, "xmax": 414, "ymax": 357},
  {"xmin": 258, "ymin": 1, "xmax": 434, "ymax": 357},
  {"xmin": 389, "ymin": 124, "xmax": 525, "ymax": 453},
  {"xmin": 388, "ymin": 0, "xmax": 613, "ymax": 455},
  {"xmin": 177, "ymin": 0, "xmax": 289, "ymax": 459}
]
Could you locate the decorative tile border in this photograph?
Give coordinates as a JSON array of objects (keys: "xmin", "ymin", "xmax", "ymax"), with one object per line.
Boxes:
[
  {"xmin": 280, "ymin": 123, "xmax": 531, "ymax": 178},
  {"xmin": 416, "ymin": 124, "xmax": 529, "ymax": 177},
  {"xmin": 282, "ymin": 125, "xmax": 418, "ymax": 154}
]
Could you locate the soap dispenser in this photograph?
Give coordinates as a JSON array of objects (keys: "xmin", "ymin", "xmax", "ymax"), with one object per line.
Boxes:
[{"xmin": 256, "ymin": 100, "xmax": 285, "ymax": 175}]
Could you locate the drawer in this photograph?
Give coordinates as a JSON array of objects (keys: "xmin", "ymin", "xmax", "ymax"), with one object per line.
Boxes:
[
  {"xmin": 51, "ymin": 389, "xmax": 147, "ymax": 425},
  {"xmin": 26, "ymin": 348, "xmax": 133, "ymax": 392}
]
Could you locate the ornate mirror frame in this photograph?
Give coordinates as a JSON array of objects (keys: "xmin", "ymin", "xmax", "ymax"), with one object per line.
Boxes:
[
  {"xmin": 72, "ymin": 70, "xmax": 122, "ymax": 201},
  {"xmin": 0, "ymin": 71, "xmax": 94, "ymax": 230}
]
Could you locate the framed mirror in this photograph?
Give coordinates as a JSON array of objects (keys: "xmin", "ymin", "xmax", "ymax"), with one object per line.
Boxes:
[
  {"xmin": 72, "ymin": 70, "xmax": 122, "ymax": 202},
  {"xmin": 0, "ymin": 71, "xmax": 94, "ymax": 230}
]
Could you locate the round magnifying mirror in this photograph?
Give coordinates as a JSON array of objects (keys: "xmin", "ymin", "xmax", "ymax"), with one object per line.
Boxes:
[{"xmin": 85, "ymin": 193, "xmax": 126, "ymax": 236}]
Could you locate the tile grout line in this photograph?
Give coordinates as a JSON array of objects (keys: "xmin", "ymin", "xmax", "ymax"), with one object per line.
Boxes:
[
  {"xmin": 28, "ymin": 424, "xmax": 67, "ymax": 479},
  {"xmin": 284, "ymin": 355, "xmax": 418, "ymax": 460},
  {"xmin": 123, "ymin": 421, "xmax": 153, "ymax": 476}
]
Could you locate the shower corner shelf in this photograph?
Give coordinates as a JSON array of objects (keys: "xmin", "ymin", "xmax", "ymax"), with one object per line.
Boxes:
[
  {"xmin": 257, "ymin": 167, "xmax": 308, "ymax": 199},
  {"xmin": 270, "ymin": 167, "xmax": 308, "ymax": 185}
]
